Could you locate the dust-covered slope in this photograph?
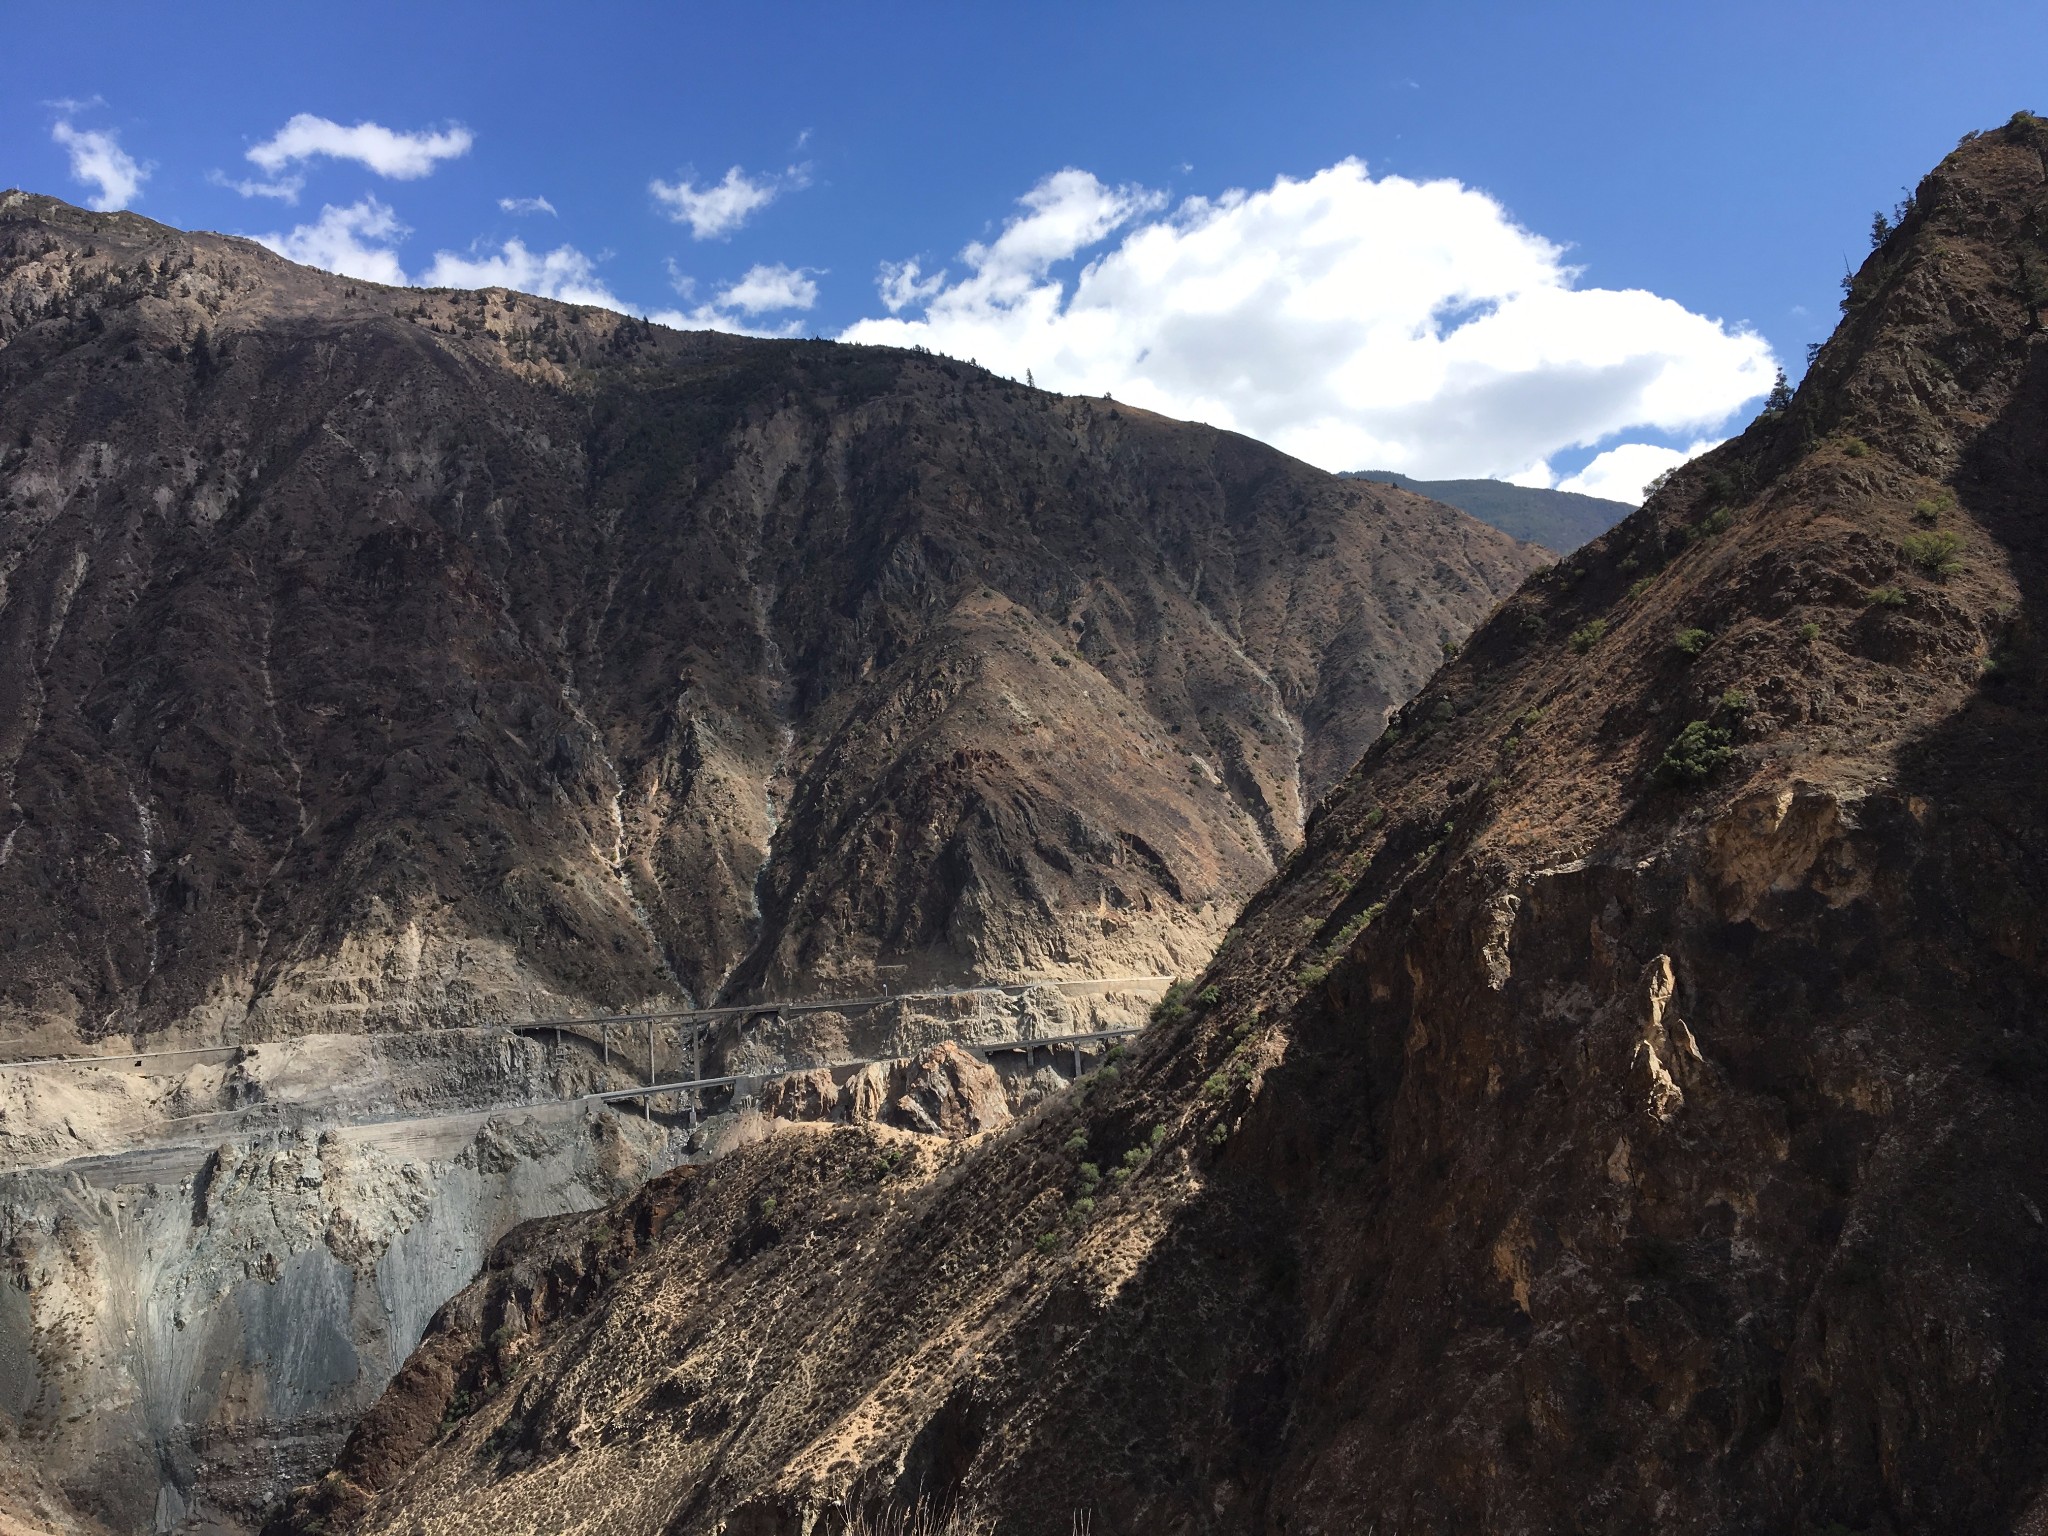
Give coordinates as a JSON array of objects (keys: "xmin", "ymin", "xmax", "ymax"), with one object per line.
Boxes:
[
  {"xmin": 0, "ymin": 192, "xmax": 1539, "ymax": 1052},
  {"xmin": 298, "ymin": 116, "xmax": 2048, "ymax": 1535}
]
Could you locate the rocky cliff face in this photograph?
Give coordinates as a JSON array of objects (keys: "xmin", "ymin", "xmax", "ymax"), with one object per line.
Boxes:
[
  {"xmin": 295, "ymin": 119, "xmax": 2048, "ymax": 1534},
  {"xmin": 0, "ymin": 980, "xmax": 1142, "ymax": 1536},
  {"xmin": 0, "ymin": 192, "xmax": 1538, "ymax": 1053}
]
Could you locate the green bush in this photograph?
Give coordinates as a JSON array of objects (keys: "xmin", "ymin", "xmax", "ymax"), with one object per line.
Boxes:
[
  {"xmin": 1912, "ymin": 493, "xmax": 1953, "ymax": 523},
  {"xmin": 1297, "ymin": 961, "xmax": 1330, "ymax": 987},
  {"xmin": 1840, "ymin": 436, "xmax": 1870, "ymax": 459},
  {"xmin": 1627, "ymin": 576, "xmax": 1655, "ymax": 601},
  {"xmin": 1718, "ymin": 688, "xmax": 1752, "ymax": 716},
  {"xmin": 1656, "ymin": 721, "xmax": 1733, "ymax": 786},
  {"xmin": 1682, "ymin": 507, "xmax": 1735, "ymax": 545},
  {"xmin": 1672, "ymin": 627, "xmax": 1711, "ymax": 659},
  {"xmin": 1868, "ymin": 584, "xmax": 1908, "ymax": 608},
  {"xmin": 1798, "ymin": 621, "xmax": 1821, "ymax": 643},
  {"xmin": 1195, "ymin": 984, "xmax": 1221, "ymax": 1008},
  {"xmin": 1568, "ymin": 619, "xmax": 1607, "ymax": 654},
  {"xmin": 1035, "ymin": 1231, "xmax": 1061, "ymax": 1255},
  {"xmin": 1901, "ymin": 530, "xmax": 1963, "ymax": 578}
]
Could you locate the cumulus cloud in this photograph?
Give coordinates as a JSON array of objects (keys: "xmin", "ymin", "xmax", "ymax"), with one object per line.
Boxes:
[
  {"xmin": 498, "ymin": 195, "xmax": 557, "ymax": 216},
  {"xmin": 246, "ymin": 114, "xmax": 473, "ymax": 180},
  {"xmin": 878, "ymin": 259, "xmax": 946, "ymax": 313},
  {"xmin": 650, "ymin": 164, "xmax": 805, "ymax": 239},
  {"xmin": 417, "ymin": 239, "xmax": 625, "ymax": 309},
  {"xmin": 1554, "ymin": 439, "xmax": 1720, "ymax": 504},
  {"xmin": 254, "ymin": 198, "xmax": 410, "ymax": 285},
  {"xmin": 716, "ymin": 263, "xmax": 820, "ymax": 314},
  {"xmin": 51, "ymin": 120, "xmax": 149, "ymax": 211},
  {"xmin": 841, "ymin": 161, "xmax": 1775, "ymax": 480}
]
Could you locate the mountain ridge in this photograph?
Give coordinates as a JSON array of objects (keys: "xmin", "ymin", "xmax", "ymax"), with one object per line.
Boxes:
[
  {"xmin": 0, "ymin": 189, "xmax": 1539, "ymax": 1054},
  {"xmin": 1341, "ymin": 467, "xmax": 1634, "ymax": 550},
  {"xmin": 285, "ymin": 114, "xmax": 2048, "ymax": 1534}
]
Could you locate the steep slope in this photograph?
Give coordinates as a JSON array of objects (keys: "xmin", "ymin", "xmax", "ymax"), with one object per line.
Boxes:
[
  {"xmin": 300, "ymin": 116, "xmax": 2048, "ymax": 1535},
  {"xmin": 0, "ymin": 192, "xmax": 1538, "ymax": 1053},
  {"xmin": 1345, "ymin": 468, "xmax": 1633, "ymax": 550}
]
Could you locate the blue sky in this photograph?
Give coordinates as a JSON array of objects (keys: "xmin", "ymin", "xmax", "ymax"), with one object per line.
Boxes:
[{"xmin": 8, "ymin": 0, "xmax": 2043, "ymax": 498}]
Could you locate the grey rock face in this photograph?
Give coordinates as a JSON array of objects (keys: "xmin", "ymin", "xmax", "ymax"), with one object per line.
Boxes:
[{"xmin": 1, "ymin": 1100, "xmax": 680, "ymax": 1534}]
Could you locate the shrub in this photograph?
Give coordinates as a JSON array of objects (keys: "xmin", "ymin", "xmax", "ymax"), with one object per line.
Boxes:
[
  {"xmin": 1150, "ymin": 982, "xmax": 1193, "ymax": 1026},
  {"xmin": 1627, "ymin": 576, "xmax": 1655, "ymax": 601},
  {"xmin": 1718, "ymin": 688, "xmax": 1752, "ymax": 716},
  {"xmin": 1901, "ymin": 530, "xmax": 1963, "ymax": 578},
  {"xmin": 1840, "ymin": 436, "xmax": 1870, "ymax": 458},
  {"xmin": 1656, "ymin": 721, "xmax": 1732, "ymax": 785},
  {"xmin": 1685, "ymin": 506, "xmax": 1735, "ymax": 542},
  {"xmin": 1672, "ymin": 627, "xmax": 1711, "ymax": 659},
  {"xmin": 1868, "ymin": 584, "xmax": 1908, "ymax": 608},
  {"xmin": 1912, "ymin": 493, "xmax": 1953, "ymax": 523},
  {"xmin": 1297, "ymin": 961, "xmax": 1330, "ymax": 988},
  {"xmin": 1568, "ymin": 620, "xmax": 1607, "ymax": 654},
  {"xmin": 1035, "ymin": 1231, "xmax": 1061, "ymax": 1255},
  {"xmin": 1798, "ymin": 621, "xmax": 1821, "ymax": 643},
  {"xmin": 1063, "ymin": 1130, "xmax": 1089, "ymax": 1157},
  {"xmin": 1195, "ymin": 984, "xmax": 1221, "ymax": 1007}
]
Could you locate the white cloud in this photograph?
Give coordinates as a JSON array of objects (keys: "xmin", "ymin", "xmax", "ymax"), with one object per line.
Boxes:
[
  {"xmin": 1553, "ymin": 438, "xmax": 1720, "ymax": 504},
  {"xmin": 247, "ymin": 114, "xmax": 473, "ymax": 180},
  {"xmin": 841, "ymin": 161, "xmax": 1775, "ymax": 479},
  {"xmin": 254, "ymin": 198, "xmax": 409, "ymax": 285},
  {"xmin": 717, "ymin": 263, "xmax": 819, "ymax": 314},
  {"xmin": 649, "ymin": 164, "xmax": 805, "ymax": 239},
  {"xmin": 212, "ymin": 170, "xmax": 306, "ymax": 202},
  {"xmin": 417, "ymin": 239, "xmax": 625, "ymax": 309},
  {"xmin": 877, "ymin": 259, "xmax": 946, "ymax": 313},
  {"xmin": 498, "ymin": 195, "xmax": 557, "ymax": 216},
  {"xmin": 51, "ymin": 121, "xmax": 148, "ymax": 211},
  {"xmin": 651, "ymin": 255, "xmax": 819, "ymax": 334}
]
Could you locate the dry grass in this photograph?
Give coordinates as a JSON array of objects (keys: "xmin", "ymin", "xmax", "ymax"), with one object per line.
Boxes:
[{"xmin": 836, "ymin": 1504, "xmax": 1095, "ymax": 1536}]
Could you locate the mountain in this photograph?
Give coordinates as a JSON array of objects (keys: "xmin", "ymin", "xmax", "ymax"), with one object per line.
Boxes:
[
  {"xmin": 0, "ymin": 192, "xmax": 1540, "ymax": 1055},
  {"xmin": 290, "ymin": 115, "xmax": 2048, "ymax": 1534},
  {"xmin": 1343, "ymin": 468, "xmax": 1634, "ymax": 550}
]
